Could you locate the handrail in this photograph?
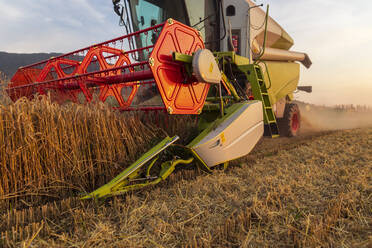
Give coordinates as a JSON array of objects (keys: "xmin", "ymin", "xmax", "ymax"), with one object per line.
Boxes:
[{"xmin": 254, "ymin": 5, "xmax": 269, "ymax": 64}]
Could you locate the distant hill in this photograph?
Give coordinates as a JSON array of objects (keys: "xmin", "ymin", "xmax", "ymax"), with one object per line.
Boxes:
[{"xmin": 0, "ymin": 51, "xmax": 62, "ymax": 79}]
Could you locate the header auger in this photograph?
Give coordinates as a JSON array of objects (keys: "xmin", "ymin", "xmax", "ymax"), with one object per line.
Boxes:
[{"xmin": 7, "ymin": 0, "xmax": 312, "ymax": 199}]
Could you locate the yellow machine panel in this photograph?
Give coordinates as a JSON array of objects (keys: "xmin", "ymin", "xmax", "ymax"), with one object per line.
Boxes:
[{"xmin": 259, "ymin": 61, "xmax": 300, "ymax": 104}]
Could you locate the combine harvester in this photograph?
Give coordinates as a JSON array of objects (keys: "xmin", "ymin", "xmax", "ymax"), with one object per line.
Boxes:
[{"xmin": 7, "ymin": 0, "xmax": 312, "ymax": 199}]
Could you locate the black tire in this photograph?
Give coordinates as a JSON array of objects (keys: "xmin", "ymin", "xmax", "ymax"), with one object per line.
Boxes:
[{"xmin": 278, "ymin": 103, "xmax": 301, "ymax": 137}]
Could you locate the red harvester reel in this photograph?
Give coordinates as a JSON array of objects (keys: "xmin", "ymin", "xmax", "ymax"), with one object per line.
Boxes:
[{"xmin": 7, "ymin": 19, "xmax": 210, "ymax": 115}]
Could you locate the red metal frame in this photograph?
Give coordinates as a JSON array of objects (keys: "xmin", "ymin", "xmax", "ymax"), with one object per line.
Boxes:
[{"xmin": 7, "ymin": 20, "xmax": 210, "ymax": 115}]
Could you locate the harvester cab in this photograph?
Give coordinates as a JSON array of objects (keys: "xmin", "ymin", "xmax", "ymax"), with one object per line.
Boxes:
[
  {"xmin": 7, "ymin": 0, "xmax": 312, "ymax": 199},
  {"xmin": 112, "ymin": 0, "xmax": 220, "ymax": 55}
]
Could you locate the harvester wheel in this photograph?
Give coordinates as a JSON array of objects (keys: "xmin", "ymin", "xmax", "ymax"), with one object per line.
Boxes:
[{"xmin": 278, "ymin": 103, "xmax": 301, "ymax": 137}]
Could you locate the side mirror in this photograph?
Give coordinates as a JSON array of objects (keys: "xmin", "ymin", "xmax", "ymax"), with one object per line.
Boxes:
[
  {"xmin": 114, "ymin": 5, "xmax": 121, "ymax": 17},
  {"xmin": 140, "ymin": 16, "xmax": 145, "ymax": 26},
  {"xmin": 113, "ymin": 0, "xmax": 121, "ymax": 17}
]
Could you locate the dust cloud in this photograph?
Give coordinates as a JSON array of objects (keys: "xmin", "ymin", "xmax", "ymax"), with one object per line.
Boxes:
[{"xmin": 298, "ymin": 103, "xmax": 372, "ymax": 133}]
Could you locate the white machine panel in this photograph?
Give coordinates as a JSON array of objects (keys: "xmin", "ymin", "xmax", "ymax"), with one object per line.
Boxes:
[{"xmin": 191, "ymin": 101, "xmax": 264, "ymax": 167}]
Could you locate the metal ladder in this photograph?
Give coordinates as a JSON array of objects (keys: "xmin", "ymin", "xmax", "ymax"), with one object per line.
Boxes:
[{"xmin": 246, "ymin": 64, "xmax": 279, "ymax": 138}]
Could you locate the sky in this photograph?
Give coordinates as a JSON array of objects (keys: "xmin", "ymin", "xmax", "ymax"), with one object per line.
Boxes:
[
  {"xmin": 267, "ymin": 0, "xmax": 372, "ymax": 107},
  {"xmin": 0, "ymin": 0, "xmax": 371, "ymax": 107}
]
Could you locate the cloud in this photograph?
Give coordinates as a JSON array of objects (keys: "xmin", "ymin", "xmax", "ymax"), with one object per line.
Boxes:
[
  {"xmin": 0, "ymin": 2, "xmax": 23, "ymax": 20},
  {"xmin": 0, "ymin": 0, "xmax": 123, "ymax": 53}
]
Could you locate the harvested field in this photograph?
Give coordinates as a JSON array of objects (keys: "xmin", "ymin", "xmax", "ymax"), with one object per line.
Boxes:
[
  {"xmin": 1, "ymin": 125, "xmax": 371, "ymax": 247},
  {"xmin": 1, "ymin": 74, "xmax": 371, "ymax": 247}
]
